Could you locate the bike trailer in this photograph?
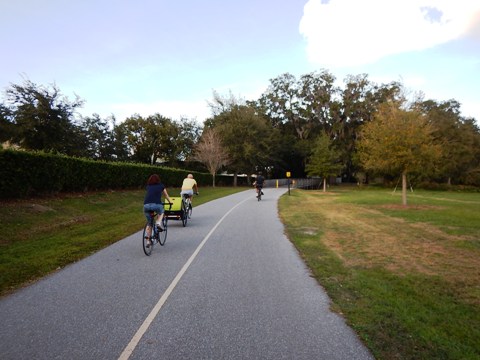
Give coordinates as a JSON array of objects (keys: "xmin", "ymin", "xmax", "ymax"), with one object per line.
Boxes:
[{"xmin": 164, "ymin": 197, "xmax": 183, "ymax": 219}]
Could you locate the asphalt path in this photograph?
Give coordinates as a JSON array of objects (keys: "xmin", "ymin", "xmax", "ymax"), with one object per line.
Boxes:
[{"xmin": 0, "ymin": 188, "xmax": 373, "ymax": 360}]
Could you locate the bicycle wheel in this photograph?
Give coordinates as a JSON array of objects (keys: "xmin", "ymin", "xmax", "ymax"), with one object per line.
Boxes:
[
  {"xmin": 142, "ymin": 222, "xmax": 153, "ymax": 256},
  {"xmin": 158, "ymin": 216, "xmax": 168, "ymax": 245},
  {"xmin": 181, "ymin": 199, "xmax": 188, "ymax": 227},
  {"xmin": 257, "ymin": 189, "xmax": 262, "ymax": 201}
]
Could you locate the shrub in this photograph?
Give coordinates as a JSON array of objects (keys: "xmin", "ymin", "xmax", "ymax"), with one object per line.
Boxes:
[{"xmin": 0, "ymin": 149, "xmax": 212, "ymax": 199}]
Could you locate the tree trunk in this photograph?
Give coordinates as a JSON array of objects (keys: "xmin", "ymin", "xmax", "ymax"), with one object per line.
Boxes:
[
  {"xmin": 402, "ymin": 171, "xmax": 408, "ymax": 206},
  {"xmin": 323, "ymin": 177, "xmax": 327, "ymax": 192},
  {"xmin": 212, "ymin": 173, "xmax": 216, "ymax": 187},
  {"xmin": 233, "ymin": 173, "xmax": 238, "ymax": 187}
]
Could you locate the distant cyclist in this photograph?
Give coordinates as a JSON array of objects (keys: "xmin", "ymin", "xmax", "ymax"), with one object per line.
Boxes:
[
  {"xmin": 180, "ymin": 173, "xmax": 199, "ymax": 204},
  {"xmin": 253, "ymin": 171, "xmax": 264, "ymax": 198}
]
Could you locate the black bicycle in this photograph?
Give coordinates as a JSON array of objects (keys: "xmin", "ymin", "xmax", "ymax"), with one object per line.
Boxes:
[
  {"xmin": 142, "ymin": 203, "xmax": 171, "ymax": 256},
  {"xmin": 181, "ymin": 193, "xmax": 194, "ymax": 226},
  {"xmin": 256, "ymin": 186, "xmax": 263, "ymax": 201}
]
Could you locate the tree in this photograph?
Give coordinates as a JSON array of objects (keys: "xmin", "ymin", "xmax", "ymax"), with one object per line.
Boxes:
[
  {"xmin": 305, "ymin": 131, "xmax": 343, "ymax": 192},
  {"xmin": 414, "ymin": 99, "xmax": 480, "ymax": 185},
  {"xmin": 193, "ymin": 128, "xmax": 230, "ymax": 187},
  {"xmin": 118, "ymin": 114, "xmax": 199, "ymax": 165},
  {"xmin": 81, "ymin": 114, "xmax": 117, "ymax": 160},
  {"xmin": 0, "ymin": 104, "xmax": 16, "ymax": 145},
  {"xmin": 255, "ymin": 71, "xmax": 403, "ymax": 179},
  {"xmin": 119, "ymin": 114, "xmax": 172, "ymax": 164},
  {"xmin": 207, "ymin": 101, "xmax": 276, "ymax": 185},
  {"xmin": 2, "ymin": 80, "xmax": 85, "ymax": 155},
  {"xmin": 358, "ymin": 102, "xmax": 442, "ymax": 205},
  {"xmin": 254, "ymin": 71, "xmax": 341, "ymax": 177},
  {"xmin": 207, "ymin": 90, "xmax": 242, "ymax": 117},
  {"xmin": 334, "ymin": 75, "xmax": 402, "ymax": 181},
  {"xmin": 257, "ymin": 70, "xmax": 338, "ymax": 140},
  {"xmin": 174, "ymin": 117, "xmax": 202, "ymax": 166}
]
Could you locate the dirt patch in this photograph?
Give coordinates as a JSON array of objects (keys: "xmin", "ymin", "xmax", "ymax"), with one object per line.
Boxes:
[
  {"xmin": 23, "ymin": 204, "xmax": 55, "ymax": 213},
  {"xmin": 301, "ymin": 227, "xmax": 318, "ymax": 236},
  {"xmin": 45, "ymin": 215, "xmax": 91, "ymax": 229},
  {"xmin": 312, "ymin": 191, "xmax": 339, "ymax": 196},
  {"xmin": 312, "ymin": 201, "xmax": 480, "ymax": 297},
  {"xmin": 377, "ymin": 204, "xmax": 445, "ymax": 211}
]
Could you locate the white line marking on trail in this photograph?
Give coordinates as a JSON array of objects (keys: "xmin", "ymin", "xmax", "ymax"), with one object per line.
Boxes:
[{"xmin": 118, "ymin": 197, "xmax": 250, "ymax": 360}]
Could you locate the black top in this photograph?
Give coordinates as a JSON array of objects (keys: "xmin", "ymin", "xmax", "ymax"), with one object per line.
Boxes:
[
  {"xmin": 143, "ymin": 183, "xmax": 165, "ymax": 204},
  {"xmin": 256, "ymin": 175, "xmax": 264, "ymax": 185}
]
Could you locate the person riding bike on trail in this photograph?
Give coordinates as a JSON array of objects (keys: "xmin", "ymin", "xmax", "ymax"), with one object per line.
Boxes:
[
  {"xmin": 180, "ymin": 173, "xmax": 198, "ymax": 204},
  {"xmin": 143, "ymin": 174, "xmax": 172, "ymax": 243},
  {"xmin": 254, "ymin": 171, "xmax": 265, "ymax": 198}
]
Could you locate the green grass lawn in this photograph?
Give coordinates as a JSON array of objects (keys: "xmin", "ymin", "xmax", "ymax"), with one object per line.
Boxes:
[
  {"xmin": 279, "ymin": 187, "xmax": 480, "ymax": 360},
  {"xmin": 0, "ymin": 186, "xmax": 246, "ymax": 296}
]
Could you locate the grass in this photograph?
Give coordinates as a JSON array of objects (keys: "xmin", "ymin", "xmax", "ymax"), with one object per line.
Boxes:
[
  {"xmin": 278, "ymin": 187, "xmax": 480, "ymax": 360},
  {"xmin": 0, "ymin": 186, "xmax": 246, "ymax": 296}
]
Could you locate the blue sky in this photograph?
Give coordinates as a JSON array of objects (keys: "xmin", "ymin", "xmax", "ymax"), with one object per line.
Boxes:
[{"xmin": 1, "ymin": 0, "xmax": 479, "ymax": 124}]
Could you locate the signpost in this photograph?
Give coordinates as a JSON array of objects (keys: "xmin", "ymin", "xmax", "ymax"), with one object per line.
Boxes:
[{"xmin": 286, "ymin": 171, "xmax": 291, "ymax": 195}]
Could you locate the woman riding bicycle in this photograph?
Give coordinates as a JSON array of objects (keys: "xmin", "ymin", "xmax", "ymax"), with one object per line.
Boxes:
[{"xmin": 143, "ymin": 174, "xmax": 172, "ymax": 243}]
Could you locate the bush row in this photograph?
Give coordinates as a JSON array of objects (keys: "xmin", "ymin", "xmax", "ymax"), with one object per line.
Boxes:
[
  {"xmin": 416, "ymin": 181, "xmax": 480, "ymax": 192},
  {"xmin": 0, "ymin": 150, "xmax": 215, "ymax": 199}
]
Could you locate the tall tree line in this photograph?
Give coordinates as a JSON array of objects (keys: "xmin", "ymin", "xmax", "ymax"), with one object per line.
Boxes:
[
  {"xmin": 0, "ymin": 80, "xmax": 200, "ymax": 168},
  {"xmin": 1, "ymin": 74, "xmax": 479, "ymax": 186}
]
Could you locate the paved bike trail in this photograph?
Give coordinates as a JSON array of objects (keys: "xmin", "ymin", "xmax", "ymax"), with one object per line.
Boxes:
[{"xmin": 0, "ymin": 189, "xmax": 373, "ymax": 360}]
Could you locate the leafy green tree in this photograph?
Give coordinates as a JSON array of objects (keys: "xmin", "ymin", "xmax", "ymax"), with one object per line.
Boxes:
[
  {"xmin": 461, "ymin": 118, "xmax": 480, "ymax": 186},
  {"xmin": 207, "ymin": 97, "xmax": 276, "ymax": 185},
  {"xmin": 120, "ymin": 114, "xmax": 168, "ymax": 164},
  {"xmin": 174, "ymin": 117, "xmax": 202, "ymax": 166},
  {"xmin": 358, "ymin": 102, "xmax": 442, "ymax": 205},
  {"xmin": 255, "ymin": 71, "xmax": 403, "ymax": 179},
  {"xmin": 0, "ymin": 104, "xmax": 15, "ymax": 145},
  {"xmin": 257, "ymin": 70, "xmax": 338, "ymax": 140},
  {"xmin": 81, "ymin": 114, "xmax": 117, "ymax": 160},
  {"xmin": 306, "ymin": 131, "xmax": 343, "ymax": 192},
  {"xmin": 255, "ymin": 71, "xmax": 340, "ymax": 176},
  {"xmin": 334, "ymin": 75, "xmax": 402, "ymax": 181},
  {"xmin": 118, "ymin": 114, "xmax": 199, "ymax": 165},
  {"xmin": 110, "ymin": 121, "xmax": 130, "ymax": 161},
  {"xmin": 414, "ymin": 99, "xmax": 480, "ymax": 185},
  {"xmin": 2, "ymin": 80, "xmax": 84, "ymax": 155}
]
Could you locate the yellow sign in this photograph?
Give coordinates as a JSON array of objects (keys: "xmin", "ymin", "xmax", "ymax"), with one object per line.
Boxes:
[{"xmin": 286, "ymin": 171, "xmax": 291, "ymax": 178}]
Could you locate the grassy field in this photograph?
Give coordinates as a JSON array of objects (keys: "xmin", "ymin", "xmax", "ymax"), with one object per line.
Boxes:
[
  {"xmin": 0, "ymin": 186, "xmax": 246, "ymax": 296},
  {"xmin": 279, "ymin": 187, "xmax": 480, "ymax": 360}
]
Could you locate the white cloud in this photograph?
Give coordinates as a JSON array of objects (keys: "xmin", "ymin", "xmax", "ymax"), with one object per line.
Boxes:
[{"xmin": 299, "ymin": 0, "xmax": 480, "ymax": 67}]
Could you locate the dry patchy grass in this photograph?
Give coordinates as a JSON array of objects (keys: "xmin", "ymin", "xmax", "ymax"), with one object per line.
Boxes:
[{"xmin": 296, "ymin": 193, "xmax": 480, "ymax": 305}]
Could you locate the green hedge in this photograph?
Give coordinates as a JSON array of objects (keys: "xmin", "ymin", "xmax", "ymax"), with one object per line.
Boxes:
[{"xmin": 0, "ymin": 150, "xmax": 213, "ymax": 199}]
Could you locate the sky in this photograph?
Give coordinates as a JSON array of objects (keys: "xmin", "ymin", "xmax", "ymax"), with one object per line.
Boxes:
[{"xmin": 1, "ymin": 0, "xmax": 479, "ymax": 125}]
